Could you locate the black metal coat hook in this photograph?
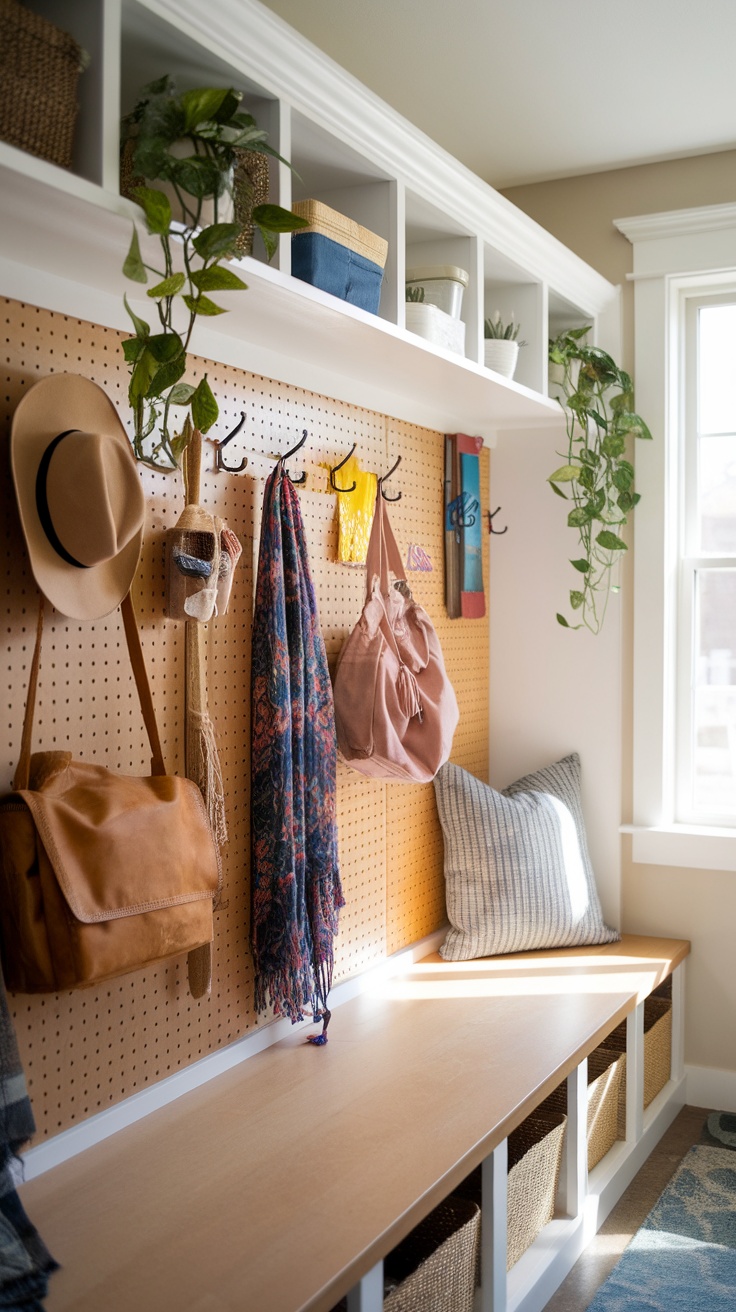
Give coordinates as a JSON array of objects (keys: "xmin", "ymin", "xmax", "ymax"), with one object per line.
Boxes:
[
  {"xmin": 280, "ymin": 429, "xmax": 308, "ymax": 485},
  {"xmin": 329, "ymin": 442, "xmax": 357, "ymax": 493},
  {"xmin": 378, "ymin": 454, "xmax": 402, "ymax": 502},
  {"xmin": 487, "ymin": 506, "xmax": 508, "ymax": 535},
  {"xmin": 216, "ymin": 412, "xmax": 248, "ymax": 473}
]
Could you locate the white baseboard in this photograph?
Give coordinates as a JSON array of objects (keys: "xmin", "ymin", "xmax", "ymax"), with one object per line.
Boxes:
[
  {"xmin": 20, "ymin": 929, "xmax": 446, "ymax": 1182},
  {"xmin": 686, "ymin": 1064, "xmax": 736, "ymax": 1112}
]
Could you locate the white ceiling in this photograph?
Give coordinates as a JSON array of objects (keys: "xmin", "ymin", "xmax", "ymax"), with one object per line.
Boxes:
[{"xmin": 259, "ymin": 0, "xmax": 736, "ymax": 189}]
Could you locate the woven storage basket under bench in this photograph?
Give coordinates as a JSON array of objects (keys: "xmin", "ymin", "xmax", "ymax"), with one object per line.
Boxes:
[
  {"xmin": 539, "ymin": 1045, "xmax": 626, "ymax": 1172},
  {"xmin": 598, "ymin": 979, "xmax": 673, "ymax": 1137},
  {"xmin": 454, "ymin": 1107, "xmax": 567, "ymax": 1273},
  {"xmin": 330, "ymin": 1195, "xmax": 480, "ymax": 1312}
]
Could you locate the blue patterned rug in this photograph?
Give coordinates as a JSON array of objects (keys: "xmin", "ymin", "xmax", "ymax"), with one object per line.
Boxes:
[{"xmin": 586, "ymin": 1113, "xmax": 736, "ymax": 1311}]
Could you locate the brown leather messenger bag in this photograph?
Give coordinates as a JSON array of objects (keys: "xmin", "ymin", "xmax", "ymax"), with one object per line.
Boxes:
[{"xmin": 0, "ymin": 593, "xmax": 220, "ymax": 993}]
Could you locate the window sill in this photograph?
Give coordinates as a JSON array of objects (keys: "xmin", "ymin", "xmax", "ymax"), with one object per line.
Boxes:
[{"xmin": 621, "ymin": 823, "xmax": 736, "ymax": 871}]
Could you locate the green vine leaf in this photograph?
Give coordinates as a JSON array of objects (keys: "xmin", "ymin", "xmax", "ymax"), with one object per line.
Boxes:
[
  {"xmin": 182, "ymin": 293, "xmax": 226, "ymax": 317},
  {"xmin": 122, "ymin": 336, "xmax": 145, "ymax": 363},
  {"xmin": 192, "ymin": 222, "xmax": 241, "ymax": 260},
  {"xmin": 191, "ymin": 375, "xmax": 218, "ymax": 433},
  {"xmin": 131, "ymin": 185, "xmax": 172, "ymax": 236},
  {"xmin": 252, "ymin": 204, "xmax": 310, "ymax": 233},
  {"xmin": 180, "ymin": 87, "xmax": 233, "ymax": 133},
  {"xmin": 549, "ymin": 465, "xmax": 580, "ymax": 483},
  {"xmin": 147, "ymin": 272, "xmax": 186, "ymax": 299},
  {"xmin": 570, "ymin": 558, "xmax": 591, "ymax": 573},
  {"xmin": 147, "ymin": 331, "xmax": 184, "ymax": 363},
  {"xmin": 147, "ymin": 356, "xmax": 186, "ymax": 397},
  {"xmin": 570, "ymin": 591, "xmax": 585, "ymax": 610},
  {"xmin": 191, "ymin": 266, "xmax": 248, "ymax": 292},
  {"xmin": 128, "ymin": 348, "xmax": 157, "ymax": 407},
  {"xmin": 258, "ymin": 226, "xmax": 279, "ymax": 262},
  {"xmin": 596, "ymin": 529, "xmax": 627, "ymax": 552},
  {"xmin": 167, "ymin": 382, "xmax": 197, "ymax": 405},
  {"xmin": 123, "ymin": 295, "xmax": 150, "ymax": 340},
  {"xmin": 123, "ymin": 227, "xmax": 148, "ymax": 283}
]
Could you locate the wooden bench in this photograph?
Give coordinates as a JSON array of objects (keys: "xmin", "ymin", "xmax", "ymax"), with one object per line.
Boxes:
[{"xmin": 19, "ymin": 933, "xmax": 690, "ymax": 1312}]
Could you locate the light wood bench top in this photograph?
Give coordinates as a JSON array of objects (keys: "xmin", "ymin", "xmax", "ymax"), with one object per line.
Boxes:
[{"xmin": 20, "ymin": 933, "xmax": 689, "ymax": 1312}]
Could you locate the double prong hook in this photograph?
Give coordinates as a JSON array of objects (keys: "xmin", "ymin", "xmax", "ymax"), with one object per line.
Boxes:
[
  {"xmin": 215, "ymin": 412, "xmax": 248, "ymax": 473},
  {"xmin": 378, "ymin": 455, "xmax": 402, "ymax": 501},
  {"xmin": 329, "ymin": 443, "xmax": 357, "ymax": 493},
  {"xmin": 279, "ymin": 430, "xmax": 308, "ymax": 485}
]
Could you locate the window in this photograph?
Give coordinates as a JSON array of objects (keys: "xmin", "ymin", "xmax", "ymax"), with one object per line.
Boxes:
[
  {"xmin": 614, "ymin": 204, "xmax": 736, "ymax": 869},
  {"xmin": 678, "ymin": 293, "xmax": 736, "ymax": 825}
]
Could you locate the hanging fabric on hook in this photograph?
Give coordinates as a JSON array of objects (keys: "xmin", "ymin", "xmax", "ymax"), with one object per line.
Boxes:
[
  {"xmin": 251, "ymin": 462, "xmax": 344, "ymax": 1044},
  {"xmin": 329, "ymin": 454, "xmax": 377, "ymax": 565}
]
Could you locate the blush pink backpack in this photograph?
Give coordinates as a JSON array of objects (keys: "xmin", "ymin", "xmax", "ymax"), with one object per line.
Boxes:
[{"xmin": 333, "ymin": 491, "xmax": 459, "ymax": 783}]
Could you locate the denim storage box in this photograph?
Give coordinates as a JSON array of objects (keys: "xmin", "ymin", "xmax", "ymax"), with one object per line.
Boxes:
[
  {"xmin": 291, "ymin": 199, "xmax": 388, "ymax": 315},
  {"xmin": 291, "ymin": 232, "xmax": 384, "ymax": 313}
]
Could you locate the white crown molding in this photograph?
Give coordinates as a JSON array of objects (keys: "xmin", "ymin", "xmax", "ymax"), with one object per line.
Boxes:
[
  {"xmin": 144, "ymin": 0, "xmax": 615, "ymax": 314},
  {"xmin": 614, "ymin": 203, "xmax": 736, "ymax": 244}
]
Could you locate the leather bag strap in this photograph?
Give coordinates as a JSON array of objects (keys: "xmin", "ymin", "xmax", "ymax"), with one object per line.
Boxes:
[
  {"xmin": 13, "ymin": 594, "xmax": 46, "ymax": 792},
  {"xmin": 120, "ymin": 592, "xmax": 167, "ymax": 777},
  {"xmin": 365, "ymin": 490, "xmax": 407, "ymax": 599},
  {"xmin": 13, "ymin": 591, "xmax": 167, "ymax": 790}
]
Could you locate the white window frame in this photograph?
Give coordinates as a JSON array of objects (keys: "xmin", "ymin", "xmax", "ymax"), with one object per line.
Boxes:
[
  {"xmin": 676, "ymin": 290, "xmax": 736, "ymax": 826},
  {"xmin": 614, "ymin": 203, "xmax": 736, "ymax": 870}
]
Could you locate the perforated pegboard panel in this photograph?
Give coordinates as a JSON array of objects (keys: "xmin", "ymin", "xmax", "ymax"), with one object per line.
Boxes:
[{"xmin": 2, "ymin": 298, "xmax": 488, "ymax": 1139}]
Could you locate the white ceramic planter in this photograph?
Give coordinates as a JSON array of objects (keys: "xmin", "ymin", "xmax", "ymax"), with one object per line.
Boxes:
[
  {"xmin": 406, "ymin": 302, "xmax": 466, "ymax": 356},
  {"xmin": 548, "ymin": 357, "xmax": 581, "ymax": 403},
  {"xmin": 484, "ymin": 338, "xmax": 519, "ymax": 378}
]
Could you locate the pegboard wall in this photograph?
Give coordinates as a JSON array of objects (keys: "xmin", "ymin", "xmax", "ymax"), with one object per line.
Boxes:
[{"xmin": 1, "ymin": 297, "xmax": 489, "ymax": 1139}]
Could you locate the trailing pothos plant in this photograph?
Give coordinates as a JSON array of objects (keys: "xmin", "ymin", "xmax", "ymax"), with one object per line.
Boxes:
[
  {"xmin": 120, "ymin": 76, "xmax": 307, "ymax": 471},
  {"xmin": 548, "ymin": 326, "xmax": 652, "ymax": 634}
]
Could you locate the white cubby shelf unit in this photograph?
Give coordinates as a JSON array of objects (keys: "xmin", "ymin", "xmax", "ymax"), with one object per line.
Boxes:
[{"xmin": 0, "ymin": 0, "xmax": 620, "ymax": 444}]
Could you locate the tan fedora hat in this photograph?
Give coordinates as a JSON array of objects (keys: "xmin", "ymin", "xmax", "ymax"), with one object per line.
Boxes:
[{"xmin": 10, "ymin": 373, "xmax": 145, "ymax": 620}]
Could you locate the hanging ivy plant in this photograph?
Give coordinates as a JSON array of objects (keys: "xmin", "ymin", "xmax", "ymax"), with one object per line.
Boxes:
[{"xmin": 548, "ymin": 326, "xmax": 652, "ymax": 634}]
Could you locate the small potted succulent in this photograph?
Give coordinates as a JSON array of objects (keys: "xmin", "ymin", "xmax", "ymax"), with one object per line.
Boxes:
[{"xmin": 484, "ymin": 312, "xmax": 525, "ymax": 378}]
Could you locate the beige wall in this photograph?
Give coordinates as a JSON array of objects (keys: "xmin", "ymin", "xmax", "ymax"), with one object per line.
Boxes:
[{"xmin": 504, "ymin": 149, "xmax": 736, "ymax": 1079}]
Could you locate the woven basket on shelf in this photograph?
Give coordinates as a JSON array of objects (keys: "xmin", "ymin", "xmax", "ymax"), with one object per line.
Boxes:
[
  {"xmin": 454, "ymin": 1108, "xmax": 567, "ymax": 1274},
  {"xmin": 0, "ymin": 0, "xmax": 85, "ymax": 169},
  {"xmin": 291, "ymin": 198, "xmax": 389, "ymax": 268},
  {"xmin": 329, "ymin": 1195, "xmax": 480, "ymax": 1312},
  {"xmin": 539, "ymin": 1047, "xmax": 626, "ymax": 1172},
  {"xmin": 120, "ymin": 140, "xmax": 268, "ymax": 256},
  {"xmin": 600, "ymin": 995, "xmax": 672, "ymax": 1137},
  {"xmin": 232, "ymin": 148, "xmax": 270, "ymax": 256}
]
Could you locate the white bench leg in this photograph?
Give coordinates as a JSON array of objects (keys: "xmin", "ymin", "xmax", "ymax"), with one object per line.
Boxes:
[
  {"xmin": 479, "ymin": 1137, "xmax": 508, "ymax": 1312},
  {"xmin": 626, "ymin": 1002, "xmax": 644, "ymax": 1144},
  {"xmin": 671, "ymin": 962, "xmax": 686, "ymax": 1082},
  {"xmin": 346, "ymin": 1261, "xmax": 383, "ymax": 1312},
  {"xmin": 562, "ymin": 1059, "xmax": 587, "ymax": 1216}
]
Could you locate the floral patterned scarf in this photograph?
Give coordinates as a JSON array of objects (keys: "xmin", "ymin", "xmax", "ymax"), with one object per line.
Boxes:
[{"xmin": 251, "ymin": 465, "xmax": 344, "ymax": 1042}]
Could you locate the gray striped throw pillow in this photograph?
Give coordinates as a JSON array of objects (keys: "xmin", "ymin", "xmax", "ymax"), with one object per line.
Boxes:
[{"xmin": 434, "ymin": 754, "xmax": 619, "ymax": 961}]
